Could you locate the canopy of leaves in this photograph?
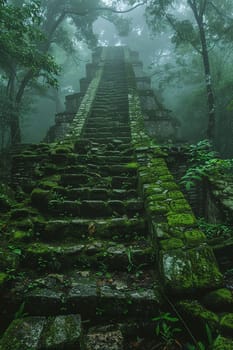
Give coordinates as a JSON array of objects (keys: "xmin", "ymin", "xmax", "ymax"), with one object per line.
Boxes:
[{"xmin": 0, "ymin": 0, "xmax": 59, "ymax": 86}]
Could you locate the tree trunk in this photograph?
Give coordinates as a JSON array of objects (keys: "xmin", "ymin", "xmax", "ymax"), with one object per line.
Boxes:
[
  {"xmin": 10, "ymin": 113, "xmax": 21, "ymax": 145},
  {"xmin": 198, "ymin": 19, "xmax": 216, "ymax": 140},
  {"xmin": 188, "ymin": 0, "xmax": 216, "ymax": 140}
]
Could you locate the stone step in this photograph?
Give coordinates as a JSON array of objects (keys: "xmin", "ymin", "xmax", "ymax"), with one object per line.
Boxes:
[
  {"xmin": 76, "ymin": 155, "xmax": 134, "ymax": 165},
  {"xmin": 85, "ymin": 137, "xmax": 131, "ymax": 144},
  {"xmin": 85, "ymin": 126, "xmax": 130, "ymax": 134},
  {"xmin": 59, "ymin": 172, "xmax": 137, "ymax": 188},
  {"xmin": 0, "ymin": 314, "xmax": 82, "ymax": 350},
  {"xmin": 22, "ymin": 238, "xmax": 153, "ymax": 272},
  {"xmin": 84, "ymin": 327, "xmax": 124, "ymax": 350},
  {"xmin": 55, "ymin": 187, "xmax": 138, "ymax": 201},
  {"xmin": 35, "ymin": 217, "xmax": 147, "ymax": 241},
  {"xmin": 52, "ymin": 164, "xmax": 137, "ymax": 177},
  {"xmin": 12, "ymin": 270, "xmax": 161, "ymax": 320},
  {"xmin": 83, "ymin": 131, "xmax": 130, "ymax": 138},
  {"xmin": 48, "ymin": 198, "xmax": 143, "ymax": 218},
  {"xmin": 85, "ymin": 121, "xmax": 129, "ymax": 128}
]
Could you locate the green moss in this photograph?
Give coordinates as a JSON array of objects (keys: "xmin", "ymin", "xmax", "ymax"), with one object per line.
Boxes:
[
  {"xmin": 184, "ymin": 230, "xmax": 206, "ymax": 246},
  {"xmin": 124, "ymin": 162, "xmax": 138, "ymax": 169},
  {"xmin": 50, "ymin": 144, "xmax": 74, "ymax": 154},
  {"xmin": 13, "ymin": 230, "xmax": 32, "ymax": 241},
  {"xmin": 213, "ymin": 335, "xmax": 233, "ymax": 350},
  {"xmin": 31, "ymin": 188, "xmax": 51, "ymax": 210},
  {"xmin": 144, "ymin": 184, "xmax": 163, "ymax": 196},
  {"xmin": 160, "ymin": 238, "xmax": 184, "ymax": 250},
  {"xmin": 161, "ymin": 247, "xmax": 223, "ymax": 294},
  {"xmin": 0, "ymin": 272, "xmax": 7, "ymax": 286},
  {"xmin": 147, "ymin": 202, "xmax": 168, "ymax": 216},
  {"xmin": 159, "ymin": 175, "xmax": 174, "ymax": 181},
  {"xmin": 168, "ymin": 191, "xmax": 185, "ymax": 200},
  {"xmin": 220, "ymin": 313, "xmax": 233, "ymax": 334},
  {"xmin": 178, "ymin": 300, "xmax": 219, "ymax": 330},
  {"xmin": 203, "ymin": 289, "xmax": 233, "ymax": 311},
  {"xmin": 167, "ymin": 213, "xmax": 196, "ymax": 227},
  {"xmin": 38, "ymin": 180, "xmax": 59, "ymax": 190},
  {"xmin": 0, "ymin": 317, "xmax": 46, "ymax": 350},
  {"xmin": 10, "ymin": 208, "xmax": 30, "ymax": 220},
  {"xmin": 161, "ymin": 182, "xmax": 179, "ymax": 190},
  {"xmin": 169, "ymin": 199, "xmax": 191, "ymax": 213},
  {"xmin": 146, "ymin": 193, "xmax": 167, "ymax": 202}
]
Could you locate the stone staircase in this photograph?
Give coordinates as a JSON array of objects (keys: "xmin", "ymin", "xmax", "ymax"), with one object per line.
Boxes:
[{"xmin": 0, "ymin": 47, "xmax": 233, "ymax": 349}]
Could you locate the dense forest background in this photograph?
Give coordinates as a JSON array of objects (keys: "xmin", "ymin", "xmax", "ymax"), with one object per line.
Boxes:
[{"xmin": 1, "ymin": 0, "xmax": 233, "ymax": 156}]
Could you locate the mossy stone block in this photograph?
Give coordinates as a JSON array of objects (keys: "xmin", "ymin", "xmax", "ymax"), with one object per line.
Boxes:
[
  {"xmin": 151, "ymin": 222, "xmax": 170, "ymax": 239},
  {"xmin": 167, "ymin": 213, "xmax": 196, "ymax": 227},
  {"xmin": 0, "ymin": 317, "xmax": 46, "ymax": 350},
  {"xmin": 203, "ymin": 288, "xmax": 233, "ymax": 311},
  {"xmin": 220, "ymin": 313, "xmax": 233, "ymax": 335},
  {"xmin": 10, "ymin": 208, "xmax": 30, "ymax": 220},
  {"xmin": 13, "ymin": 230, "xmax": 32, "ymax": 241},
  {"xmin": 161, "ymin": 182, "xmax": 179, "ymax": 191},
  {"xmin": 159, "ymin": 175, "xmax": 174, "ymax": 182},
  {"xmin": 161, "ymin": 247, "xmax": 223, "ymax": 294},
  {"xmin": 169, "ymin": 199, "xmax": 191, "ymax": 213},
  {"xmin": 124, "ymin": 162, "xmax": 138, "ymax": 169},
  {"xmin": 144, "ymin": 184, "xmax": 163, "ymax": 196},
  {"xmin": 184, "ymin": 230, "xmax": 206, "ymax": 246},
  {"xmin": 177, "ymin": 300, "xmax": 219, "ymax": 330},
  {"xmin": 160, "ymin": 238, "xmax": 184, "ymax": 251},
  {"xmin": 40, "ymin": 314, "xmax": 82, "ymax": 348},
  {"xmin": 213, "ymin": 335, "xmax": 233, "ymax": 350},
  {"xmin": 0, "ymin": 196, "xmax": 11, "ymax": 212},
  {"xmin": 147, "ymin": 202, "xmax": 168, "ymax": 216},
  {"xmin": 31, "ymin": 188, "xmax": 51, "ymax": 210},
  {"xmin": 168, "ymin": 191, "xmax": 185, "ymax": 200},
  {"xmin": 0, "ymin": 272, "xmax": 7, "ymax": 287},
  {"xmin": 147, "ymin": 193, "xmax": 167, "ymax": 202}
]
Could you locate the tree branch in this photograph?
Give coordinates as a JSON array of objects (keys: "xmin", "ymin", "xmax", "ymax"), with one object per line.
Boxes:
[
  {"xmin": 166, "ymin": 13, "xmax": 202, "ymax": 54},
  {"xmin": 200, "ymin": 0, "xmax": 207, "ymax": 18},
  {"xmin": 65, "ymin": 1, "xmax": 147, "ymax": 16}
]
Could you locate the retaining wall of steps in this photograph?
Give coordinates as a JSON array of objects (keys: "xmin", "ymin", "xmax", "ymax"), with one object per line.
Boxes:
[
  {"xmin": 125, "ymin": 47, "xmax": 233, "ymax": 346},
  {"xmin": 0, "ymin": 47, "xmax": 232, "ymax": 350}
]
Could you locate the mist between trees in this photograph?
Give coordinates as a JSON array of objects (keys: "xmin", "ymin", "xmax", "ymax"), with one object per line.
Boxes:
[{"xmin": 1, "ymin": 0, "xmax": 233, "ymax": 156}]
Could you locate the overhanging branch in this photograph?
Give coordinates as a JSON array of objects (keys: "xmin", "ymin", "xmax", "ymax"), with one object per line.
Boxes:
[{"xmin": 65, "ymin": 1, "xmax": 147, "ymax": 16}]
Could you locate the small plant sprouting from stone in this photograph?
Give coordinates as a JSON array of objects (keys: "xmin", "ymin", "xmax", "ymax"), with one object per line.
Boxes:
[{"xmin": 152, "ymin": 312, "xmax": 182, "ymax": 350}]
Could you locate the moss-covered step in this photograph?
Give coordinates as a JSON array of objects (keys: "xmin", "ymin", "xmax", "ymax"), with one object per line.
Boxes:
[
  {"xmin": 77, "ymin": 154, "xmax": 134, "ymax": 165},
  {"xmin": 86, "ymin": 125, "xmax": 130, "ymax": 133},
  {"xmin": 48, "ymin": 199, "xmax": 143, "ymax": 218},
  {"xmin": 202, "ymin": 288, "xmax": 233, "ymax": 312},
  {"xmin": 22, "ymin": 238, "xmax": 154, "ymax": 272},
  {"xmin": 83, "ymin": 131, "xmax": 130, "ymax": 138},
  {"xmin": 55, "ymin": 187, "xmax": 138, "ymax": 201},
  {"xmin": 160, "ymin": 246, "xmax": 223, "ymax": 295},
  {"xmin": 78, "ymin": 137, "xmax": 131, "ymax": 145},
  {"xmin": 0, "ymin": 314, "xmax": 82, "ymax": 350},
  {"xmin": 59, "ymin": 173, "xmax": 137, "ymax": 190},
  {"xmin": 13, "ymin": 270, "xmax": 162, "ymax": 319},
  {"xmin": 38, "ymin": 217, "xmax": 147, "ymax": 241},
  {"xmin": 84, "ymin": 326, "xmax": 124, "ymax": 350}
]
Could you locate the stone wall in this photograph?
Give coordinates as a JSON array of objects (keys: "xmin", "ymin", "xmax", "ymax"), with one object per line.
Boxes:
[{"xmin": 125, "ymin": 48, "xmax": 233, "ymax": 345}]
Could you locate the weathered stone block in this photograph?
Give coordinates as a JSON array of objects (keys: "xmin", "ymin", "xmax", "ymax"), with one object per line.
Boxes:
[
  {"xmin": 0, "ymin": 317, "xmax": 46, "ymax": 350},
  {"xmin": 202, "ymin": 288, "xmax": 233, "ymax": 312},
  {"xmin": 160, "ymin": 247, "xmax": 223, "ymax": 294}
]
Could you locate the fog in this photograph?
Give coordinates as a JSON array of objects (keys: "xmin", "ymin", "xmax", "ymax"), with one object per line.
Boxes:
[{"xmin": 1, "ymin": 0, "xmax": 233, "ymax": 155}]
